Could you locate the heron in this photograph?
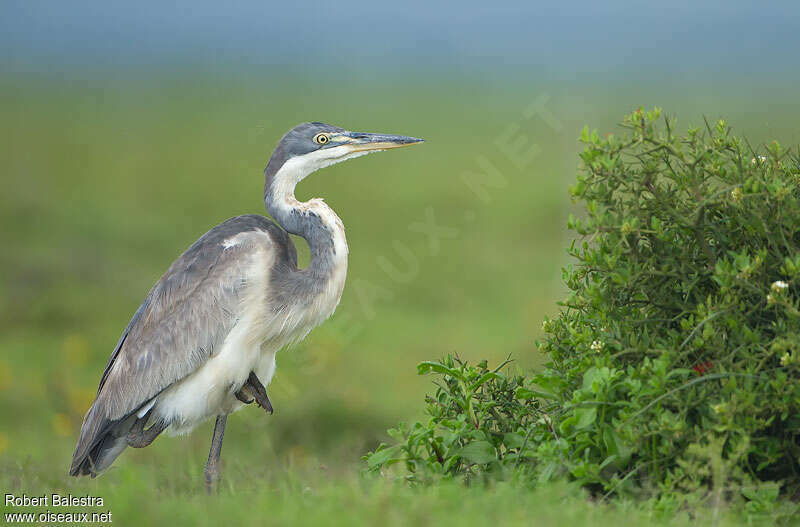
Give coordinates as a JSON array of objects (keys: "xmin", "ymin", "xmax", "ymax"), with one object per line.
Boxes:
[{"xmin": 69, "ymin": 122, "xmax": 423, "ymax": 490}]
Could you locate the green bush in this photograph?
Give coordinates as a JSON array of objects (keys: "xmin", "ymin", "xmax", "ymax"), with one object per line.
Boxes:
[
  {"xmin": 366, "ymin": 109, "xmax": 800, "ymax": 512},
  {"xmin": 364, "ymin": 356, "xmax": 538, "ymax": 482}
]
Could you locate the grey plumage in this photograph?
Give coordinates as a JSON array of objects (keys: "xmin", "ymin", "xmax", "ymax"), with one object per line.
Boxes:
[
  {"xmin": 71, "ymin": 215, "xmax": 295, "ymax": 476},
  {"xmin": 69, "ymin": 122, "xmax": 423, "ymax": 481}
]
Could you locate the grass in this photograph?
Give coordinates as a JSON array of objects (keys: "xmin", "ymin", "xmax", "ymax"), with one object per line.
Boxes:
[
  {"xmin": 3, "ymin": 463, "xmax": 782, "ymax": 527},
  {"xmin": 1, "ymin": 71, "xmax": 799, "ymax": 524}
]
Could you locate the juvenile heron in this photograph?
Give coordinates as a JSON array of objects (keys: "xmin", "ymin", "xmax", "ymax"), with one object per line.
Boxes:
[{"xmin": 69, "ymin": 122, "xmax": 423, "ymax": 490}]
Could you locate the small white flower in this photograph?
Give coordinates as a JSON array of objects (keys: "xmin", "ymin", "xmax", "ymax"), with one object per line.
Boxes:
[
  {"xmin": 771, "ymin": 280, "xmax": 789, "ymax": 293},
  {"xmin": 590, "ymin": 340, "xmax": 603, "ymax": 352},
  {"xmin": 751, "ymin": 156, "xmax": 767, "ymax": 164},
  {"xmin": 780, "ymin": 352, "xmax": 791, "ymax": 366}
]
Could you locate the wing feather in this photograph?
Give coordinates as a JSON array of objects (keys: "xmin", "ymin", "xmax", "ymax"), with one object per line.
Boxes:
[{"xmin": 70, "ymin": 215, "xmax": 291, "ymax": 475}]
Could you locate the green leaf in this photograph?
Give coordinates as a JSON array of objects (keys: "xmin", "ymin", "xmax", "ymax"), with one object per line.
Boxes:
[
  {"xmin": 365, "ymin": 445, "xmax": 403, "ymax": 469},
  {"xmin": 598, "ymin": 455, "xmax": 618, "ymax": 470},
  {"xmin": 470, "ymin": 371, "xmax": 500, "ymax": 390},
  {"xmin": 574, "ymin": 407, "xmax": 597, "ymax": 430},
  {"xmin": 515, "ymin": 387, "xmax": 557, "ymax": 400},
  {"xmin": 601, "ymin": 425, "xmax": 632, "ymax": 466},
  {"xmin": 417, "ymin": 361, "xmax": 459, "ymax": 377},
  {"xmin": 581, "ymin": 367, "xmax": 601, "ymax": 391},
  {"xmin": 503, "ymin": 432, "xmax": 527, "ymax": 449},
  {"xmin": 454, "ymin": 441, "xmax": 496, "ymax": 464}
]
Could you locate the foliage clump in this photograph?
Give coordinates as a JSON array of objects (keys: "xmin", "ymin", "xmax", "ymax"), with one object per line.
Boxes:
[{"xmin": 366, "ymin": 109, "xmax": 800, "ymax": 512}]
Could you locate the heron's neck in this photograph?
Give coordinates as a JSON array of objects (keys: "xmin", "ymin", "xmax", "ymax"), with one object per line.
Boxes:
[{"xmin": 264, "ymin": 169, "xmax": 348, "ymax": 280}]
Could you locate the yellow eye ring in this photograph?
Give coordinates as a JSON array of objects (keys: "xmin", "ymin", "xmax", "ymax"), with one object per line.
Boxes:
[{"xmin": 313, "ymin": 133, "xmax": 330, "ymax": 145}]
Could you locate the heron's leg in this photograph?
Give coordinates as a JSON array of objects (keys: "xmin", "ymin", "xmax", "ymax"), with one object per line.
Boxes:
[
  {"xmin": 234, "ymin": 371, "xmax": 274, "ymax": 414},
  {"xmin": 127, "ymin": 414, "xmax": 167, "ymax": 448},
  {"xmin": 204, "ymin": 414, "xmax": 227, "ymax": 494}
]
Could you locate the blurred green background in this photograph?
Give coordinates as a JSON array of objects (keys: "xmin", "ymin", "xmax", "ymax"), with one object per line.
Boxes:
[{"xmin": 1, "ymin": 1, "xmax": 799, "ymax": 524}]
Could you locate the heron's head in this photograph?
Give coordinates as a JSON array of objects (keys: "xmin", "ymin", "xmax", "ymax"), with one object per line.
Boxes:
[{"xmin": 265, "ymin": 122, "xmax": 423, "ymax": 193}]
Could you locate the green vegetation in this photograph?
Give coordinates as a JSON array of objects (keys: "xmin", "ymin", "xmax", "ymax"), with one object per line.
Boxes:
[
  {"xmin": 2, "ymin": 74, "xmax": 800, "ymax": 525},
  {"xmin": 368, "ymin": 109, "xmax": 800, "ymax": 523}
]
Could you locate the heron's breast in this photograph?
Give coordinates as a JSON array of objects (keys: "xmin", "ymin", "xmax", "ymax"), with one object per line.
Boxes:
[
  {"xmin": 264, "ymin": 261, "xmax": 348, "ymax": 349},
  {"xmin": 307, "ymin": 258, "xmax": 348, "ymax": 327}
]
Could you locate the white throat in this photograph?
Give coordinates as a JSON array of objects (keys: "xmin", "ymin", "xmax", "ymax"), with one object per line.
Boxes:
[
  {"xmin": 265, "ymin": 147, "xmax": 357, "ymax": 273},
  {"xmin": 272, "ymin": 145, "xmax": 376, "ymax": 197}
]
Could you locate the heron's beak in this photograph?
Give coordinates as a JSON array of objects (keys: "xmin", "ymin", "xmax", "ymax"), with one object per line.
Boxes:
[{"xmin": 337, "ymin": 131, "xmax": 424, "ymax": 152}]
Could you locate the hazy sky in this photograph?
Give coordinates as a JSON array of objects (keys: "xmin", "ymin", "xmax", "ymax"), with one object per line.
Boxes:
[{"xmin": 2, "ymin": 1, "xmax": 799, "ymax": 78}]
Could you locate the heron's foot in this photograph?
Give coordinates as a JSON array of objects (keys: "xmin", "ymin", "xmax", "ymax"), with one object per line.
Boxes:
[
  {"xmin": 235, "ymin": 371, "xmax": 273, "ymax": 414},
  {"xmin": 127, "ymin": 412, "xmax": 167, "ymax": 448},
  {"xmin": 234, "ymin": 387, "xmax": 255, "ymax": 404}
]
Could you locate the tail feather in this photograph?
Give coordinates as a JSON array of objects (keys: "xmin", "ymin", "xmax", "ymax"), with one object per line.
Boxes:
[{"xmin": 69, "ymin": 400, "xmax": 135, "ymax": 477}]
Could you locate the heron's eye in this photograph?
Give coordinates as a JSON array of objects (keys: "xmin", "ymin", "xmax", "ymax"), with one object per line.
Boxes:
[{"xmin": 313, "ymin": 133, "xmax": 330, "ymax": 145}]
